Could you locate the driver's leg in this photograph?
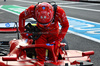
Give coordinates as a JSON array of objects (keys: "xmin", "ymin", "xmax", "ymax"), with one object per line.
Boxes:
[
  {"xmin": 35, "ymin": 34, "xmax": 47, "ymax": 61},
  {"xmin": 47, "ymin": 29, "xmax": 59, "ymax": 60}
]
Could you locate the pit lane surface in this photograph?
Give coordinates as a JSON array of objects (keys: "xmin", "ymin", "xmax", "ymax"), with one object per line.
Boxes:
[{"xmin": 0, "ymin": 0, "xmax": 100, "ymax": 66}]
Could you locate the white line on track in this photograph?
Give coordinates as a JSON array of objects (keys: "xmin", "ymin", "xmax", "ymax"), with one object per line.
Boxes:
[
  {"xmin": 68, "ymin": 30, "xmax": 100, "ymax": 43},
  {"xmin": 0, "ymin": 5, "xmax": 3, "ymax": 8},
  {"xmin": 14, "ymin": 0, "xmax": 80, "ymax": 4},
  {"xmin": 59, "ymin": 5, "xmax": 100, "ymax": 12},
  {"xmin": 14, "ymin": 0, "xmax": 100, "ymax": 12},
  {"xmin": 71, "ymin": 4, "xmax": 100, "ymax": 7},
  {"xmin": 67, "ymin": 16, "xmax": 100, "ymax": 24},
  {"xmin": 14, "ymin": 0, "xmax": 37, "ymax": 4}
]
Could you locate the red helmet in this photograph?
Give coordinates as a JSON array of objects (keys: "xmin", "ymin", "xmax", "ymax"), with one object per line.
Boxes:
[{"xmin": 35, "ymin": 2, "xmax": 54, "ymax": 27}]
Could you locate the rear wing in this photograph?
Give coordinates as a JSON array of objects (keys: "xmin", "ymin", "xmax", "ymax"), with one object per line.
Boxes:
[
  {"xmin": 0, "ymin": 21, "xmax": 37, "ymax": 38},
  {"xmin": 0, "ymin": 22, "xmax": 20, "ymax": 39},
  {"xmin": 0, "ymin": 21, "xmax": 37, "ymax": 32},
  {"xmin": 0, "ymin": 22, "xmax": 18, "ymax": 33}
]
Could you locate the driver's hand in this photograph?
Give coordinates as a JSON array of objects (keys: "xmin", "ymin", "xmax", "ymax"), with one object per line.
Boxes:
[
  {"xmin": 51, "ymin": 41, "xmax": 60, "ymax": 48},
  {"xmin": 50, "ymin": 40, "xmax": 60, "ymax": 56}
]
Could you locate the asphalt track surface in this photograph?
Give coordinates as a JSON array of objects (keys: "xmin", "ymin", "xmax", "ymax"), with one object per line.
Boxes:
[{"xmin": 0, "ymin": 0, "xmax": 100, "ymax": 66}]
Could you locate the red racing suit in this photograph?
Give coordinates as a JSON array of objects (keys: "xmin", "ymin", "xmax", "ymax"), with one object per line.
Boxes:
[{"xmin": 19, "ymin": 5, "xmax": 69, "ymax": 61}]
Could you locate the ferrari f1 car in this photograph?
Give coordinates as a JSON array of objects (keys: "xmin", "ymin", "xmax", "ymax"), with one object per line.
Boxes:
[{"xmin": 0, "ymin": 21, "xmax": 94, "ymax": 66}]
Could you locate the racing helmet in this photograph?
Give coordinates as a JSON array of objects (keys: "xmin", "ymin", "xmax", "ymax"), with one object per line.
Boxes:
[{"xmin": 35, "ymin": 2, "xmax": 54, "ymax": 27}]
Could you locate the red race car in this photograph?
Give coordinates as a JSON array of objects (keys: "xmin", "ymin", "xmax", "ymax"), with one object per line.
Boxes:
[{"xmin": 0, "ymin": 22, "xmax": 94, "ymax": 66}]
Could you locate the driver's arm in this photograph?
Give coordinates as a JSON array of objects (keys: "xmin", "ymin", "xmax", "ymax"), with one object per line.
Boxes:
[
  {"xmin": 57, "ymin": 6, "xmax": 69, "ymax": 41},
  {"xmin": 19, "ymin": 5, "xmax": 35, "ymax": 32}
]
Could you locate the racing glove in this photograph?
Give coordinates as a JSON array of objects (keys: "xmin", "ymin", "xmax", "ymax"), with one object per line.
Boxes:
[{"xmin": 50, "ymin": 40, "xmax": 60, "ymax": 57}]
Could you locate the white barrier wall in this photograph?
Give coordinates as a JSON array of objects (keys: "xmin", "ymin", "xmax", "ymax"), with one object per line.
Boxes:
[{"xmin": 88, "ymin": 0, "xmax": 100, "ymax": 1}]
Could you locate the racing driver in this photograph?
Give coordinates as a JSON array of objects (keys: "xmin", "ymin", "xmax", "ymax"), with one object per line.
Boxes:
[{"xmin": 19, "ymin": 2, "xmax": 69, "ymax": 61}]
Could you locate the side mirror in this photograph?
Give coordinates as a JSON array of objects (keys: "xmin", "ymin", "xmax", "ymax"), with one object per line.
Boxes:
[{"xmin": 82, "ymin": 51, "xmax": 94, "ymax": 56}]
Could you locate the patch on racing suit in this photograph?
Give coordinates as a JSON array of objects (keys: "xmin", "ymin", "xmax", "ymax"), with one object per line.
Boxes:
[{"xmin": 46, "ymin": 43, "xmax": 54, "ymax": 46}]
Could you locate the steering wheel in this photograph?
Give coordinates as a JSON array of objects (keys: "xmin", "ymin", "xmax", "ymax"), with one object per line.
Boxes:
[
  {"xmin": 25, "ymin": 23, "xmax": 32, "ymax": 32},
  {"xmin": 25, "ymin": 23, "xmax": 41, "ymax": 40}
]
